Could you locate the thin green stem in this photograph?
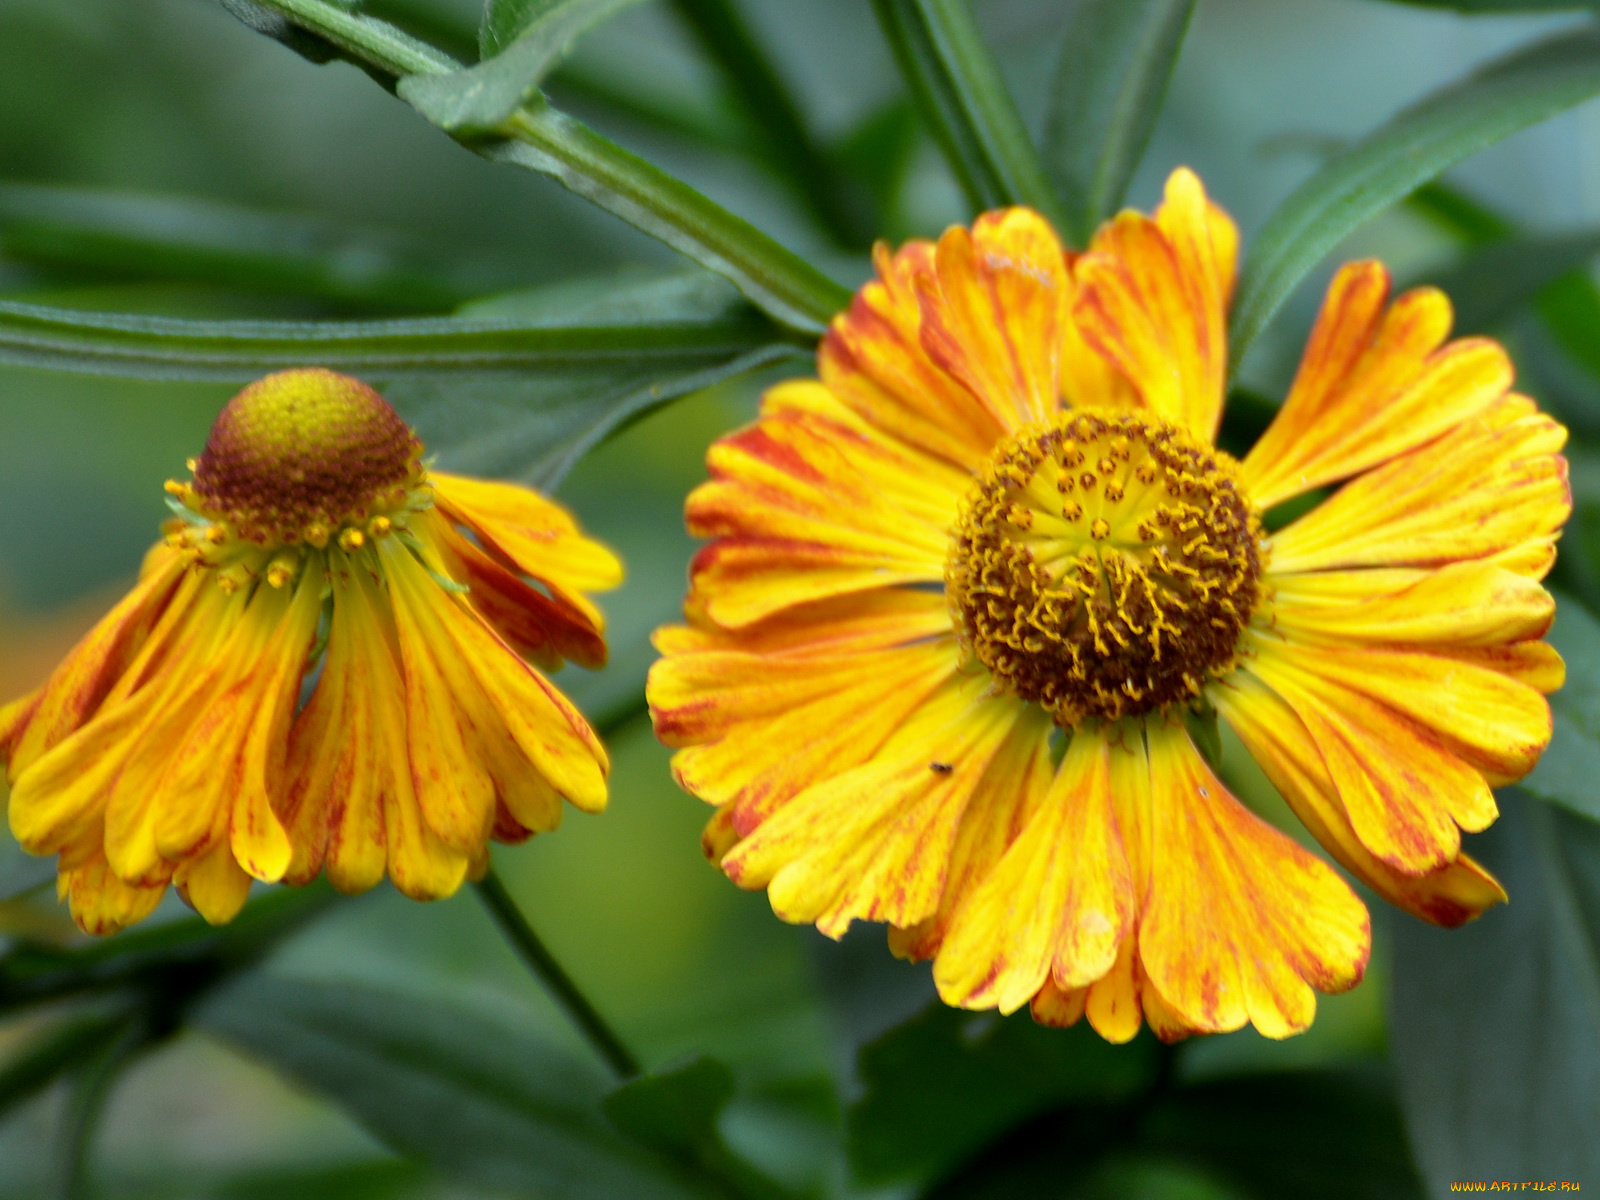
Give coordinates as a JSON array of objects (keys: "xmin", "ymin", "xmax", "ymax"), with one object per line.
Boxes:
[
  {"xmin": 474, "ymin": 867, "xmax": 641, "ymax": 1080},
  {"xmin": 230, "ymin": 0, "xmax": 851, "ymax": 334},
  {"xmin": 669, "ymin": 0, "xmax": 867, "ymax": 248},
  {"xmin": 52, "ymin": 1020, "xmax": 146, "ymax": 1200}
]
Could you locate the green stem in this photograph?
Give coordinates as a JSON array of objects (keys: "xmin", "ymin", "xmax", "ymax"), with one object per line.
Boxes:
[
  {"xmin": 474, "ymin": 866, "xmax": 641, "ymax": 1080},
  {"xmin": 53, "ymin": 1020, "xmax": 145, "ymax": 1200},
  {"xmin": 669, "ymin": 0, "xmax": 867, "ymax": 248},
  {"xmin": 873, "ymin": 0, "xmax": 1065, "ymax": 223},
  {"xmin": 230, "ymin": 0, "xmax": 851, "ymax": 334}
]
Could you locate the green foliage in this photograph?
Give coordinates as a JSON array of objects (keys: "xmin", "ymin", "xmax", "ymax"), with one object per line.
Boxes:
[
  {"xmin": 1522, "ymin": 595, "xmax": 1600, "ymax": 821},
  {"xmin": 5, "ymin": 0, "xmax": 1600, "ymax": 1194},
  {"xmin": 1043, "ymin": 0, "xmax": 1196, "ymax": 247},
  {"xmin": 1230, "ymin": 27, "xmax": 1600, "ymax": 373},
  {"xmin": 200, "ymin": 975, "xmax": 713, "ymax": 1200},
  {"xmin": 870, "ymin": 0, "xmax": 1065, "ymax": 223},
  {"xmin": 1390, "ymin": 792, "xmax": 1600, "ymax": 1188},
  {"xmin": 847, "ymin": 1004, "xmax": 1160, "ymax": 1186}
]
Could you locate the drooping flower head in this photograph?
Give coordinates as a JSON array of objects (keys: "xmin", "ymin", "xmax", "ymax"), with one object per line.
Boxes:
[
  {"xmin": 648, "ymin": 170, "xmax": 1570, "ymax": 1041},
  {"xmin": 3, "ymin": 368, "xmax": 620, "ymax": 935}
]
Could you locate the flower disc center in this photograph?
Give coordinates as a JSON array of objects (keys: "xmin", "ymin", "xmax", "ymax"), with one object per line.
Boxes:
[
  {"xmin": 947, "ymin": 410, "xmax": 1262, "ymax": 724},
  {"xmin": 189, "ymin": 368, "xmax": 422, "ymax": 546}
]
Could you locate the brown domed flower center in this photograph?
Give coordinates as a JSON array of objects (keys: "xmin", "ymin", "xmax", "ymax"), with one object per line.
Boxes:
[
  {"xmin": 946, "ymin": 410, "xmax": 1263, "ymax": 725},
  {"xmin": 185, "ymin": 368, "xmax": 422, "ymax": 548}
]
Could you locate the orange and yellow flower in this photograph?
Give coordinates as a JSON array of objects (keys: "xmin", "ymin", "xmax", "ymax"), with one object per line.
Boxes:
[
  {"xmin": 2, "ymin": 368, "xmax": 620, "ymax": 935},
  {"xmin": 648, "ymin": 169, "xmax": 1570, "ymax": 1041}
]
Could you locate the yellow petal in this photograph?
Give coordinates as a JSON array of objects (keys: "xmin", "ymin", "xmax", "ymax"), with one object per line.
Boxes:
[
  {"xmin": 916, "ymin": 208, "xmax": 1069, "ymax": 432},
  {"xmin": 1071, "ymin": 168, "xmax": 1236, "ymax": 442},
  {"xmin": 1240, "ymin": 262, "xmax": 1512, "ymax": 509},
  {"xmin": 1213, "ymin": 670, "xmax": 1506, "ymax": 928},
  {"xmin": 933, "ymin": 729, "xmax": 1135, "ymax": 1014},
  {"xmin": 1135, "ymin": 720, "xmax": 1369, "ymax": 1039},
  {"xmin": 820, "ymin": 239, "xmax": 1008, "ymax": 471},
  {"xmin": 1266, "ymin": 392, "xmax": 1568, "ymax": 574}
]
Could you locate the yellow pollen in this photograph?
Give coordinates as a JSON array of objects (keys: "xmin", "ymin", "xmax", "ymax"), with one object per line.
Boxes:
[
  {"xmin": 368, "ymin": 515, "xmax": 393, "ymax": 539},
  {"xmin": 265, "ymin": 553, "xmax": 299, "ymax": 589},
  {"xmin": 339, "ymin": 528, "xmax": 366, "ymax": 552},
  {"xmin": 946, "ymin": 410, "xmax": 1263, "ymax": 725}
]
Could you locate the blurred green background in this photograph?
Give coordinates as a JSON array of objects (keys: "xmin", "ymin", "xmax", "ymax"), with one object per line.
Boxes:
[{"xmin": 0, "ymin": 1, "xmax": 1597, "ymax": 1196}]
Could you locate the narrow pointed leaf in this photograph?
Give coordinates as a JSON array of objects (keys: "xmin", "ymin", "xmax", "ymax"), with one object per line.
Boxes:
[
  {"xmin": 871, "ymin": 0, "xmax": 1065, "ymax": 224},
  {"xmin": 1044, "ymin": 0, "xmax": 1196, "ymax": 246},
  {"xmin": 1231, "ymin": 27, "xmax": 1600, "ymax": 371},
  {"xmin": 0, "ymin": 184, "xmax": 495, "ymax": 311},
  {"xmin": 231, "ymin": 0, "xmax": 851, "ymax": 333},
  {"xmin": 406, "ymin": 0, "xmax": 647, "ymax": 134},
  {"xmin": 200, "ymin": 976, "xmax": 710, "ymax": 1200}
]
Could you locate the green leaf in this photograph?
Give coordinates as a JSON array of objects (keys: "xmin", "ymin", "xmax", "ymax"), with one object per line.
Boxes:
[
  {"xmin": 1231, "ymin": 27, "xmax": 1600, "ymax": 372},
  {"xmin": 404, "ymin": 0, "xmax": 646, "ymax": 134},
  {"xmin": 1135, "ymin": 1069, "xmax": 1422, "ymax": 1200},
  {"xmin": 871, "ymin": 0, "xmax": 1066, "ymax": 224},
  {"xmin": 0, "ymin": 184, "xmax": 495, "ymax": 312},
  {"xmin": 1520, "ymin": 595, "xmax": 1600, "ymax": 821},
  {"xmin": 234, "ymin": 0, "xmax": 852, "ymax": 333},
  {"xmin": 846, "ymin": 1003, "xmax": 1160, "ymax": 1187},
  {"xmin": 1406, "ymin": 230, "xmax": 1600, "ymax": 336},
  {"xmin": 1043, "ymin": 0, "xmax": 1196, "ymax": 247},
  {"xmin": 0, "ymin": 279, "xmax": 802, "ymax": 487},
  {"xmin": 199, "ymin": 975, "xmax": 711, "ymax": 1200},
  {"xmin": 1390, "ymin": 791, "xmax": 1600, "ymax": 1188},
  {"xmin": 604, "ymin": 1057, "xmax": 735, "ymax": 1164}
]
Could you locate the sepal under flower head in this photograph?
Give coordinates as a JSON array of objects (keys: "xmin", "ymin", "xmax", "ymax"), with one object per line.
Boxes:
[{"xmin": 2, "ymin": 368, "xmax": 621, "ymax": 934}]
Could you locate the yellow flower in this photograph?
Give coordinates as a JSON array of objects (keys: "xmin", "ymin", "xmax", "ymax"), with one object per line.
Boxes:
[
  {"xmin": 648, "ymin": 169, "xmax": 1571, "ymax": 1041},
  {"xmin": 2, "ymin": 368, "xmax": 620, "ymax": 935}
]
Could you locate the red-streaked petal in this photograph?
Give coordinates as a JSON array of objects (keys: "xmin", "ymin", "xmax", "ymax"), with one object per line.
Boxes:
[
  {"xmin": 1240, "ymin": 262, "xmax": 1512, "ymax": 510},
  {"xmin": 1266, "ymin": 393, "xmax": 1569, "ymax": 574},
  {"xmin": 1135, "ymin": 721, "xmax": 1369, "ymax": 1039},
  {"xmin": 1071, "ymin": 169, "xmax": 1236, "ymax": 442},
  {"xmin": 820, "ymin": 239, "xmax": 1008, "ymax": 471},
  {"xmin": 1213, "ymin": 670, "xmax": 1506, "ymax": 928},
  {"xmin": 916, "ymin": 208, "xmax": 1069, "ymax": 433},
  {"xmin": 685, "ymin": 410, "xmax": 964, "ymax": 627},
  {"xmin": 932, "ymin": 729, "xmax": 1135, "ymax": 1013}
]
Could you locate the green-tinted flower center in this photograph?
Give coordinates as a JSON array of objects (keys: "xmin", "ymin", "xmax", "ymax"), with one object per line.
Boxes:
[
  {"xmin": 946, "ymin": 410, "xmax": 1263, "ymax": 725},
  {"xmin": 166, "ymin": 369, "xmax": 429, "ymax": 590}
]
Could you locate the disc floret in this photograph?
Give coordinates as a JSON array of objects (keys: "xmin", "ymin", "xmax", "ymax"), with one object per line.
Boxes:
[
  {"xmin": 947, "ymin": 410, "xmax": 1263, "ymax": 724},
  {"xmin": 163, "ymin": 369, "xmax": 430, "ymax": 589}
]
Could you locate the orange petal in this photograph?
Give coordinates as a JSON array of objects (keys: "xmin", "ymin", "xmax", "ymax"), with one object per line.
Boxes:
[
  {"xmin": 724, "ymin": 684, "xmax": 1032, "ymax": 938},
  {"xmin": 1134, "ymin": 720, "xmax": 1369, "ymax": 1039},
  {"xmin": 820, "ymin": 239, "xmax": 1009, "ymax": 471},
  {"xmin": 1240, "ymin": 262, "xmax": 1513, "ymax": 509},
  {"xmin": 887, "ymin": 709, "xmax": 1053, "ymax": 964},
  {"xmin": 933, "ymin": 729, "xmax": 1135, "ymax": 1014},
  {"xmin": 652, "ymin": 634, "xmax": 959, "ymax": 833},
  {"xmin": 1268, "ymin": 561, "xmax": 1555, "ymax": 648},
  {"xmin": 916, "ymin": 208, "xmax": 1069, "ymax": 433},
  {"xmin": 6, "ymin": 551, "xmax": 186, "ymax": 776},
  {"xmin": 1071, "ymin": 169, "xmax": 1236, "ymax": 442},
  {"xmin": 1245, "ymin": 643, "xmax": 1491, "ymax": 874},
  {"xmin": 685, "ymin": 410, "xmax": 963, "ymax": 627},
  {"xmin": 1254, "ymin": 632, "xmax": 1551, "ymax": 788},
  {"xmin": 57, "ymin": 841, "xmax": 169, "ymax": 937},
  {"xmin": 1213, "ymin": 670, "xmax": 1506, "ymax": 928},
  {"xmin": 431, "ymin": 471, "xmax": 622, "ymax": 628},
  {"xmin": 1266, "ymin": 393, "xmax": 1568, "ymax": 574}
]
